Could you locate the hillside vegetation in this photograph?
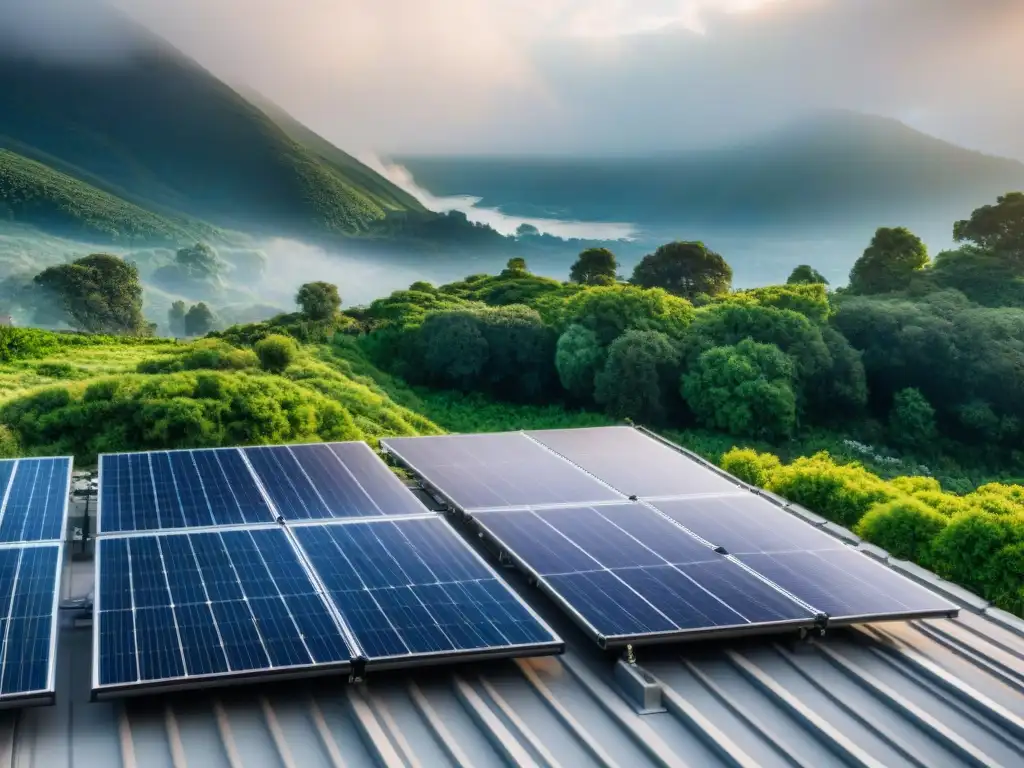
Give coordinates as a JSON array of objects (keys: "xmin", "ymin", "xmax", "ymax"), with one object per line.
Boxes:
[{"xmin": 0, "ymin": 149, "xmax": 220, "ymax": 245}]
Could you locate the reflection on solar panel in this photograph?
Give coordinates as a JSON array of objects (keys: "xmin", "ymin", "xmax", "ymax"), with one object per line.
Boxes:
[
  {"xmin": 650, "ymin": 496, "xmax": 959, "ymax": 623},
  {"xmin": 292, "ymin": 516, "xmax": 562, "ymax": 665},
  {"xmin": 93, "ymin": 527, "xmax": 353, "ymax": 697},
  {"xmin": 381, "ymin": 433, "xmax": 624, "ymax": 510},
  {"xmin": 0, "ymin": 456, "xmax": 72, "ymax": 708},
  {"xmin": 244, "ymin": 442, "xmax": 425, "ymax": 520},
  {"xmin": 473, "ymin": 504, "xmax": 820, "ymax": 646},
  {"xmin": 527, "ymin": 426, "xmax": 742, "ymax": 499},
  {"xmin": 99, "ymin": 449, "xmax": 275, "ymax": 533}
]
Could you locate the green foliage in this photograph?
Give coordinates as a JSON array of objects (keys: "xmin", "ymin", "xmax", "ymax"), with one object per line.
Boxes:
[
  {"xmin": 255, "ymin": 334, "xmax": 298, "ymax": 373},
  {"xmin": 929, "ymin": 246, "xmax": 1024, "ymax": 308},
  {"xmin": 137, "ymin": 339, "xmax": 258, "ymax": 373},
  {"xmin": 787, "ymin": 265, "xmax": 829, "ymax": 285},
  {"xmin": 682, "ymin": 338, "xmax": 797, "ymax": 440},
  {"xmin": 889, "ymin": 388, "xmax": 938, "ymax": 452},
  {"xmin": 556, "ymin": 284, "xmax": 694, "ymax": 345},
  {"xmin": 953, "ymin": 191, "xmax": 1024, "ymax": 269},
  {"xmin": 184, "ymin": 303, "xmax": 216, "ymax": 337},
  {"xmin": 34, "ymin": 253, "xmax": 148, "ymax": 334},
  {"xmin": 727, "ymin": 283, "xmax": 831, "ymax": 324},
  {"xmin": 630, "ymin": 241, "xmax": 732, "ymax": 300},
  {"xmin": 503, "ymin": 257, "xmax": 528, "ymax": 275},
  {"xmin": 555, "ymin": 325, "xmax": 605, "ymax": 400},
  {"xmin": 296, "ymin": 281, "xmax": 342, "ymax": 321},
  {"xmin": 594, "ymin": 330, "xmax": 681, "ymax": 423},
  {"xmin": 0, "ymin": 149, "xmax": 217, "ymax": 244},
  {"xmin": 0, "ymin": 326, "xmax": 173, "ymax": 364},
  {"xmin": 570, "ymin": 248, "xmax": 618, "ymax": 285},
  {"xmin": 0, "ymin": 425, "xmax": 20, "ymax": 459},
  {"xmin": 848, "ymin": 226, "xmax": 930, "ymax": 294},
  {"xmin": 720, "ymin": 447, "xmax": 781, "ymax": 487},
  {"xmin": 855, "ymin": 498, "xmax": 948, "ymax": 565},
  {"xmin": 930, "ymin": 511, "xmax": 1024, "ymax": 604},
  {"xmin": 420, "ymin": 312, "xmax": 489, "ymax": 389}
]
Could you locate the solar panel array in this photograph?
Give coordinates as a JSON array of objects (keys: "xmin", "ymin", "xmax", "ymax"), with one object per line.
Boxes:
[
  {"xmin": 93, "ymin": 442, "xmax": 561, "ymax": 699},
  {"xmin": 382, "ymin": 428, "xmax": 959, "ymax": 647},
  {"xmin": 0, "ymin": 457, "xmax": 72, "ymax": 708}
]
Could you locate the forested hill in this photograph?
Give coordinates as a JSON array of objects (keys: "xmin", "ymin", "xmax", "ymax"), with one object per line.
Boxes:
[
  {"xmin": 0, "ymin": 5, "xmax": 424, "ymax": 239},
  {"xmin": 397, "ymin": 112, "xmax": 1024, "ymax": 227}
]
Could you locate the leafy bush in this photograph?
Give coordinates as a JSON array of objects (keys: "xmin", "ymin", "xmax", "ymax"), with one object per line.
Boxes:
[
  {"xmin": 255, "ymin": 334, "xmax": 298, "ymax": 373},
  {"xmin": 855, "ymin": 499, "xmax": 948, "ymax": 564},
  {"xmin": 555, "ymin": 325, "xmax": 605, "ymax": 400},
  {"xmin": 720, "ymin": 447, "xmax": 781, "ymax": 487},
  {"xmin": 594, "ymin": 330, "xmax": 681, "ymax": 423},
  {"xmin": 889, "ymin": 388, "xmax": 938, "ymax": 452},
  {"xmin": 0, "ymin": 327, "xmax": 174, "ymax": 363},
  {"xmin": 930, "ymin": 511, "xmax": 1024, "ymax": 600},
  {"xmin": 136, "ymin": 340, "xmax": 258, "ymax": 373}
]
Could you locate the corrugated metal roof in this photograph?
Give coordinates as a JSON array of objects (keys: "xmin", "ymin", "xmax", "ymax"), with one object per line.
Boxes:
[{"xmin": 3, "ymin": 528, "xmax": 1020, "ymax": 768}]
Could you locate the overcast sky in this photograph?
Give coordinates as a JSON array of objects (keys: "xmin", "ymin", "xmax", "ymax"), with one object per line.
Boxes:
[{"xmin": 5, "ymin": 0, "xmax": 1023, "ymax": 158}]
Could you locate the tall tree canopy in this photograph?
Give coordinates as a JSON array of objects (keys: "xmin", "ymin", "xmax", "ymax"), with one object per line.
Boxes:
[
  {"xmin": 570, "ymin": 248, "xmax": 618, "ymax": 286},
  {"xmin": 594, "ymin": 330, "xmax": 681, "ymax": 423},
  {"xmin": 184, "ymin": 302, "xmax": 215, "ymax": 337},
  {"xmin": 953, "ymin": 192, "xmax": 1024, "ymax": 269},
  {"xmin": 787, "ymin": 264, "xmax": 829, "ymax": 285},
  {"xmin": 848, "ymin": 227, "xmax": 929, "ymax": 294},
  {"xmin": 168, "ymin": 300, "xmax": 187, "ymax": 337},
  {"xmin": 175, "ymin": 243, "xmax": 222, "ymax": 279},
  {"xmin": 630, "ymin": 241, "xmax": 732, "ymax": 300},
  {"xmin": 296, "ymin": 281, "xmax": 342, "ymax": 321},
  {"xmin": 34, "ymin": 253, "xmax": 147, "ymax": 335}
]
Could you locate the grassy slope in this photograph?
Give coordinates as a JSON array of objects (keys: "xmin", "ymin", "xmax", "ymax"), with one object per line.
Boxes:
[
  {"xmin": 0, "ymin": 11, "xmax": 423, "ymax": 239},
  {"xmin": 398, "ymin": 112, "xmax": 1024, "ymax": 226},
  {"xmin": 0, "ymin": 149, "xmax": 220, "ymax": 245}
]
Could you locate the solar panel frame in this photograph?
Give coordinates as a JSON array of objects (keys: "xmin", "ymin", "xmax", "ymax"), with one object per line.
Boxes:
[
  {"xmin": 287, "ymin": 514, "xmax": 565, "ymax": 670},
  {"xmin": 469, "ymin": 505, "xmax": 822, "ymax": 648},
  {"xmin": 90, "ymin": 523, "xmax": 357, "ymax": 700}
]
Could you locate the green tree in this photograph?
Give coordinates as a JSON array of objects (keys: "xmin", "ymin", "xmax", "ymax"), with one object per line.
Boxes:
[
  {"xmin": 570, "ymin": 248, "xmax": 618, "ymax": 286},
  {"xmin": 855, "ymin": 499, "xmax": 947, "ymax": 565},
  {"xmin": 594, "ymin": 330, "xmax": 680, "ymax": 423},
  {"xmin": 167, "ymin": 301, "xmax": 187, "ymax": 337},
  {"xmin": 296, "ymin": 281, "xmax": 342, "ymax": 321},
  {"xmin": 953, "ymin": 191, "xmax": 1024, "ymax": 270},
  {"xmin": 889, "ymin": 387, "xmax": 938, "ymax": 452},
  {"xmin": 175, "ymin": 243, "xmax": 222, "ymax": 279},
  {"xmin": 255, "ymin": 334, "xmax": 298, "ymax": 373},
  {"xmin": 630, "ymin": 241, "xmax": 732, "ymax": 300},
  {"xmin": 557, "ymin": 284, "xmax": 694, "ymax": 345},
  {"xmin": 848, "ymin": 227, "xmax": 929, "ymax": 294},
  {"xmin": 555, "ymin": 325, "xmax": 605, "ymax": 400},
  {"xmin": 419, "ymin": 312, "xmax": 489, "ymax": 390},
  {"xmin": 184, "ymin": 302, "xmax": 215, "ymax": 337},
  {"xmin": 787, "ymin": 265, "xmax": 829, "ymax": 285},
  {"xmin": 681, "ymin": 338, "xmax": 797, "ymax": 440},
  {"xmin": 503, "ymin": 257, "xmax": 529, "ymax": 276},
  {"xmin": 33, "ymin": 253, "xmax": 147, "ymax": 335}
]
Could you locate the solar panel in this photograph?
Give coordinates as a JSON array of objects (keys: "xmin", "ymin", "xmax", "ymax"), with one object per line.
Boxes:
[
  {"xmin": 0, "ymin": 457, "xmax": 73, "ymax": 542},
  {"xmin": 472, "ymin": 503, "xmax": 820, "ymax": 646},
  {"xmin": 527, "ymin": 427, "xmax": 743, "ymax": 499},
  {"xmin": 291, "ymin": 516, "xmax": 563, "ymax": 666},
  {"xmin": 93, "ymin": 527, "xmax": 353, "ymax": 697},
  {"xmin": 0, "ymin": 544, "xmax": 62, "ymax": 706},
  {"xmin": 99, "ymin": 449, "xmax": 275, "ymax": 533},
  {"xmin": 650, "ymin": 496, "xmax": 959, "ymax": 623},
  {"xmin": 381, "ymin": 433, "xmax": 624, "ymax": 511},
  {"xmin": 244, "ymin": 442, "xmax": 425, "ymax": 520}
]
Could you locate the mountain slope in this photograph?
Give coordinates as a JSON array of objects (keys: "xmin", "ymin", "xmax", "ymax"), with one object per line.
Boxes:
[
  {"xmin": 398, "ymin": 112, "xmax": 1024, "ymax": 228},
  {"xmin": 0, "ymin": 149, "xmax": 220, "ymax": 244},
  {"xmin": 0, "ymin": 5, "xmax": 425, "ymax": 239}
]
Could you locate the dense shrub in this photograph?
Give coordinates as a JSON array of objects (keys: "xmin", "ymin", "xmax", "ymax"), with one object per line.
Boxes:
[
  {"xmin": 555, "ymin": 325, "xmax": 605, "ymax": 400},
  {"xmin": 255, "ymin": 334, "xmax": 298, "ymax": 373},
  {"xmin": 855, "ymin": 499, "xmax": 948, "ymax": 564},
  {"xmin": 930, "ymin": 511, "xmax": 1024, "ymax": 600},
  {"xmin": 0, "ymin": 327, "xmax": 173, "ymax": 363},
  {"xmin": 720, "ymin": 447, "xmax": 781, "ymax": 487},
  {"xmin": 137, "ymin": 340, "xmax": 258, "ymax": 373},
  {"xmin": 594, "ymin": 330, "xmax": 681, "ymax": 423}
]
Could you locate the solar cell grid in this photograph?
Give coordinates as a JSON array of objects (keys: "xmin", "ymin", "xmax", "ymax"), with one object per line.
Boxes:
[
  {"xmin": 381, "ymin": 433, "xmax": 624, "ymax": 510},
  {"xmin": 292, "ymin": 516, "xmax": 562, "ymax": 664},
  {"xmin": 0, "ymin": 458, "xmax": 72, "ymax": 543},
  {"xmin": 94, "ymin": 527, "xmax": 353, "ymax": 693},
  {"xmin": 473, "ymin": 504, "xmax": 818, "ymax": 645},
  {"xmin": 527, "ymin": 427, "xmax": 742, "ymax": 499},
  {"xmin": 0, "ymin": 544, "xmax": 61, "ymax": 702}
]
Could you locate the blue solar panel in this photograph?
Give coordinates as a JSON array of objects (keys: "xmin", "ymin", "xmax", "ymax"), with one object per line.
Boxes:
[
  {"xmin": 381, "ymin": 433, "xmax": 624, "ymax": 510},
  {"xmin": 472, "ymin": 503, "xmax": 820, "ymax": 645},
  {"xmin": 292, "ymin": 516, "xmax": 562, "ymax": 664},
  {"xmin": 244, "ymin": 442, "xmax": 425, "ymax": 520},
  {"xmin": 94, "ymin": 527, "xmax": 352, "ymax": 694},
  {"xmin": 0, "ymin": 544, "xmax": 61, "ymax": 703},
  {"xmin": 650, "ymin": 496, "xmax": 959, "ymax": 623},
  {"xmin": 0, "ymin": 457, "xmax": 72, "ymax": 542},
  {"xmin": 98, "ymin": 449, "xmax": 275, "ymax": 533}
]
